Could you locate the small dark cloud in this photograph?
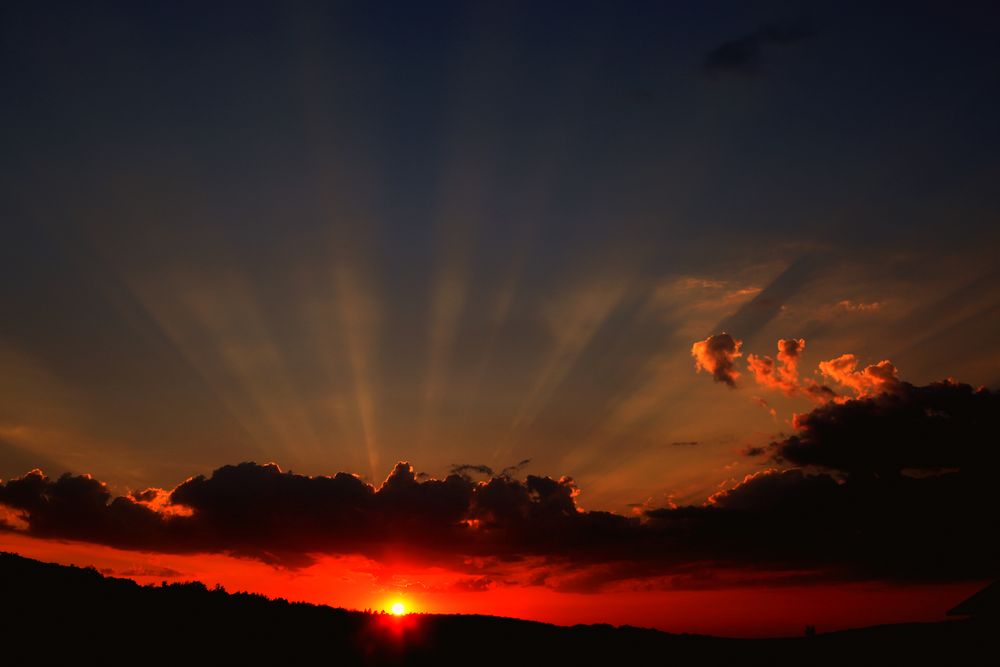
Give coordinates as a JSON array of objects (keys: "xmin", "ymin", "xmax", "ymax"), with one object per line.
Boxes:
[
  {"xmin": 449, "ymin": 464, "xmax": 494, "ymax": 479},
  {"xmin": 499, "ymin": 459, "xmax": 531, "ymax": 479},
  {"xmin": 453, "ymin": 576, "xmax": 495, "ymax": 592},
  {"xmin": 704, "ymin": 20, "xmax": 815, "ymax": 79},
  {"xmin": 451, "ymin": 461, "xmax": 531, "ymax": 481},
  {"xmin": 670, "ymin": 441, "xmax": 700, "ymax": 447}
]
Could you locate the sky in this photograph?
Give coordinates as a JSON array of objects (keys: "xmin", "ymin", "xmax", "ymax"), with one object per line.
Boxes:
[{"xmin": 2, "ymin": 0, "xmax": 999, "ymax": 636}]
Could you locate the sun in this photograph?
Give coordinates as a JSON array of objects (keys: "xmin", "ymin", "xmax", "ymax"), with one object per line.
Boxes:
[{"xmin": 390, "ymin": 602, "xmax": 406, "ymax": 616}]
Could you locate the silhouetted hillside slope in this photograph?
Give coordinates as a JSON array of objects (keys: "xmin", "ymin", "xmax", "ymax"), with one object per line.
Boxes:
[{"xmin": 1, "ymin": 552, "xmax": 995, "ymax": 665}]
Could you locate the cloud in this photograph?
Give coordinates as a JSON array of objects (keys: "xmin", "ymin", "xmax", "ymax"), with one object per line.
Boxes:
[
  {"xmin": 3, "ymin": 414, "xmax": 999, "ymax": 590},
  {"xmin": 747, "ymin": 338, "xmax": 838, "ymax": 403},
  {"xmin": 452, "ymin": 576, "xmax": 495, "ymax": 592},
  {"xmin": 449, "ymin": 461, "xmax": 532, "ymax": 482},
  {"xmin": 704, "ymin": 20, "xmax": 814, "ymax": 79},
  {"xmin": 499, "ymin": 459, "xmax": 531, "ymax": 479},
  {"xmin": 450, "ymin": 464, "xmax": 495, "ymax": 479},
  {"xmin": 769, "ymin": 379, "xmax": 1000, "ymax": 478},
  {"xmin": 739, "ymin": 340, "xmax": 998, "ymax": 476},
  {"xmin": 2, "ymin": 462, "xmax": 593, "ymax": 570},
  {"xmin": 0, "ymin": 468, "xmax": 166, "ymax": 550},
  {"xmin": 746, "ymin": 338, "xmax": 805, "ymax": 395},
  {"xmin": 703, "ymin": 465, "xmax": 998, "ymax": 583},
  {"xmin": 817, "ymin": 354, "xmax": 901, "ymax": 398},
  {"xmin": 691, "ymin": 333, "xmax": 742, "ymax": 387},
  {"xmin": 707, "ymin": 468, "xmax": 840, "ymax": 512},
  {"xmin": 776, "ymin": 338, "xmax": 804, "ymax": 365},
  {"xmin": 695, "ymin": 334, "xmax": 849, "ymax": 405},
  {"xmin": 3, "ymin": 361, "xmax": 996, "ymax": 588}
]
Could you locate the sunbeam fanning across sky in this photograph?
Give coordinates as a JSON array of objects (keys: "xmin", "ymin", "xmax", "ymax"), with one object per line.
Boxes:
[{"xmin": 2, "ymin": 1, "xmax": 1000, "ymax": 657}]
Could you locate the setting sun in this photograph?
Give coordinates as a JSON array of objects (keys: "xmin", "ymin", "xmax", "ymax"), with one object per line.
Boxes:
[{"xmin": 1, "ymin": 1, "xmax": 998, "ymax": 663}]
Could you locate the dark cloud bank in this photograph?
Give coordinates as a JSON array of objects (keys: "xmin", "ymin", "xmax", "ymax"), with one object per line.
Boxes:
[{"xmin": 1, "ymin": 379, "xmax": 997, "ymax": 591}]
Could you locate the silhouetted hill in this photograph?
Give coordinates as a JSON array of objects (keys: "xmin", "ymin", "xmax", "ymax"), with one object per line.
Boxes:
[{"xmin": 2, "ymin": 552, "xmax": 995, "ymax": 665}]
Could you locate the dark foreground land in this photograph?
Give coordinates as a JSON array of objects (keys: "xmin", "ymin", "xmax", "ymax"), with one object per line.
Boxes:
[{"xmin": 2, "ymin": 552, "xmax": 995, "ymax": 665}]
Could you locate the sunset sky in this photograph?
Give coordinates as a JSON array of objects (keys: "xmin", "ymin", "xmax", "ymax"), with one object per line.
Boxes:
[{"xmin": 2, "ymin": 0, "xmax": 999, "ymax": 637}]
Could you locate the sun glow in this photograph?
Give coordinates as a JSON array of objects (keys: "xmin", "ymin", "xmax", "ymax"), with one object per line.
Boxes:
[{"xmin": 390, "ymin": 602, "xmax": 406, "ymax": 616}]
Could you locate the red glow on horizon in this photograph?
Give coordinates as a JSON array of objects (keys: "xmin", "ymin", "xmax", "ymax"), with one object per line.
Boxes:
[{"xmin": 0, "ymin": 531, "xmax": 982, "ymax": 638}]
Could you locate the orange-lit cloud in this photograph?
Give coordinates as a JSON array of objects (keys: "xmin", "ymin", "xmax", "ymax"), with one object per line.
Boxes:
[
  {"xmin": 746, "ymin": 338, "xmax": 838, "ymax": 404},
  {"xmin": 746, "ymin": 338, "xmax": 804, "ymax": 396},
  {"xmin": 691, "ymin": 333, "xmax": 742, "ymax": 387},
  {"xmin": 727, "ymin": 335, "xmax": 908, "ymax": 408},
  {"xmin": 817, "ymin": 354, "xmax": 901, "ymax": 398}
]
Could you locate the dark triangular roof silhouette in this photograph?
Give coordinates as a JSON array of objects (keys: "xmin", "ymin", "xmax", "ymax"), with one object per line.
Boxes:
[{"xmin": 947, "ymin": 581, "xmax": 1000, "ymax": 617}]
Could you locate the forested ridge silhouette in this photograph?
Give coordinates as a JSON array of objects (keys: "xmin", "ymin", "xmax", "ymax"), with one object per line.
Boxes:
[{"xmin": 1, "ymin": 552, "xmax": 994, "ymax": 665}]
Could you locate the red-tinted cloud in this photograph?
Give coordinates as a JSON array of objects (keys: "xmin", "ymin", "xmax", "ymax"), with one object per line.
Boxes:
[
  {"xmin": 746, "ymin": 338, "xmax": 839, "ymax": 403},
  {"xmin": 691, "ymin": 333, "xmax": 742, "ymax": 387},
  {"xmin": 746, "ymin": 338, "xmax": 805, "ymax": 395},
  {"xmin": 817, "ymin": 354, "xmax": 901, "ymax": 398},
  {"xmin": 739, "ymin": 337, "xmax": 907, "ymax": 408}
]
